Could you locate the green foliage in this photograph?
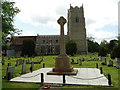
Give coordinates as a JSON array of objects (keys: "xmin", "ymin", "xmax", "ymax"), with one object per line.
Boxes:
[
  {"xmin": 87, "ymin": 37, "xmax": 99, "ymax": 53},
  {"xmin": 2, "ymin": 1, "xmax": 21, "ymax": 46},
  {"xmin": 21, "ymin": 39, "xmax": 35, "ymax": 57},
  {"xmin": 98, "ymin": 47, "xmax": 107, "ymax": 57},
  {"xmin": 66, "ymin": 40, "xmax": 77, "ymax": 56},
  {"xmin": 111, "ymin": 46, "xmax": 120, "ymax": 59},
  {"xmin": 100, "ymin": 40, "xmax": 109, "ymax": 53},
  {"xmin": 111, "ymin": 40, "xmax": 120, "ymax": 59},
  {"xmin": 108, "ymin": 40, "xmax": 117, "ymax": 54}
]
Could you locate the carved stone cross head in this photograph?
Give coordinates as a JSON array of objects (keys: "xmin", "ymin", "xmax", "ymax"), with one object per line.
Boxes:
[{"xmin": 57, "ymin": 16, "xmax": 66, "ymax": 26}]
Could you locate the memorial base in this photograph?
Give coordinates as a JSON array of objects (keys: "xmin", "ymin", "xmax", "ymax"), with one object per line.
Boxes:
[{"xmin": 47, "ymin": 69, "xmax": 78, "ymax": 75}]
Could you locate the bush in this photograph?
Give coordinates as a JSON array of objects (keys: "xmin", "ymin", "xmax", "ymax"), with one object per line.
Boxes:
[
  {"xmin": 21, "ymin": 39, "xmax": 35, "ymax": 57},
  {"xmin": 98, "ymin": 47, "xmax": 107, "ymax": 57},
  {"xmin": 66, "ymin": 40, "xmax": 77, "ymax": 56},
  {"xmin": 111, "ymin": 46, "xmax": 120, "ymax": 59}
]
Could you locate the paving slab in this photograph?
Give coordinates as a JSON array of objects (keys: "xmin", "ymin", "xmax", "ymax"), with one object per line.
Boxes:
[{"xmin": 10, "ymin": 68, "xmax": 109, "ymax": 86}]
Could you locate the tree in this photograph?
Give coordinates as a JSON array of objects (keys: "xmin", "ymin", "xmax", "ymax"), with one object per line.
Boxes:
[
  {"xmin": 66, "ymin": 40, "xmax": 77, "ymax": 56},
  {"xmin": 21, "ymin": 39, "xmax": 35, "ymax": 57},
  {"xmin": 110, "ymin": 40, "xmax": 120, "ymax": 59},
  {"xmin": 99, "ymin": 40, "xmax": 109, "ymax": 53},
  {"xmin": 87, "ymin": 37, "xmax": 99, "ymax": 53},
  {"xmin": 108, "ymin": 40, "xmax": 117, "ymax": 54},
  {"xmin": 98, "ymin": 47, "xmax": 107, "ymax": 57},
  {"xmin": 2, "ymin": 1, "xmax": 21, "ymax": 47}
]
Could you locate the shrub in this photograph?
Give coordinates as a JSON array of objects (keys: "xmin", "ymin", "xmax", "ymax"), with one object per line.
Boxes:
[
  {"xmin": 111, "ymin": 46, "xmax": 120, "ymax": 59},
  {"xmin": 21, "ymin": 39, "xmax": 35, "ymax": 57},
  {"xmin": 66, "ymin": 40, "xmax": 77, "ymax": 56},
  {"xmin": 98, "ymin": 47, "xmax": 107, "ymax": 57}
]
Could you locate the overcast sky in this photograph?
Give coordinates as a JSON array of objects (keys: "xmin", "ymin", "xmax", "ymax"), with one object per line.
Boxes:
[{"xmin": 12, "ymin": 0, "xmax": 119, "ymax": 43}]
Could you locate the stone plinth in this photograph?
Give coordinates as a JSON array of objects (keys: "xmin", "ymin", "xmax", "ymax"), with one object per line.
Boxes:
[{"xmin": 47, "ymin": 16, "xmax": 78, "ymax": 75}]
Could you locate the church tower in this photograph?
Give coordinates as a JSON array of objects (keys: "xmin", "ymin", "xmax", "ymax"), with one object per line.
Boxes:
[{"xmin": 67, "ymin": 4, "xmax": 88, "ymax": 53}]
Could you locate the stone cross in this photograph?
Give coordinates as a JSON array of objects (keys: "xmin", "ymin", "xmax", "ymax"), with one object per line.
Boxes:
[{"xmin": 57, "ymin": 16, "xmax": 66, "ymax": 55}]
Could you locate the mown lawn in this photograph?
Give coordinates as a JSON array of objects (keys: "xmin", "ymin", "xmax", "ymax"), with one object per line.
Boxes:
[{"xmin": 1, "ymin": 53, "xmax": 120, "ymax": 89}]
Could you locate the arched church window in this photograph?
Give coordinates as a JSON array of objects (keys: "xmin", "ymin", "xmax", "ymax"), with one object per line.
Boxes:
[{"xmin": 76, "ymin": 17, "xmax": 79, "ymax": 22}]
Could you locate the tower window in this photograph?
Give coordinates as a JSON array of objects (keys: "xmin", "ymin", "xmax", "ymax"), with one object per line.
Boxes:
[
  {"xmin": 56, "ymin": 40, "xmax": 58, "ymax": 43},
  {"xmin": 76, "ymin": 17, "xmax": 79, "ymax": 22},
  {"xmin": 43, "ymin": 40, "xmax": 45, "ymax": 43}
]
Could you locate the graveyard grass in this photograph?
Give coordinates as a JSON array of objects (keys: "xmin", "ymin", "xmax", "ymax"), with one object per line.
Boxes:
[{"xmin": 2, "ymin": 53, "xmax": 120, "ymax": 89}]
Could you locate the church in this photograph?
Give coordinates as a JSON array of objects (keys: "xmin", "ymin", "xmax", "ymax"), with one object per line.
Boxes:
[
  {"xmin": 35, "ymin": 5, "xmax": 88, "ymax": 55},
  {"xmin": 12, "ymin": 5, "xmax": 88, "ymax": 56}
]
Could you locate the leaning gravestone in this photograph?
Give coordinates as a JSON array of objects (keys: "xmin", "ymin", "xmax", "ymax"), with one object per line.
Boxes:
[
  {"xmin": 101, "ymin": 58, "xmax": 107, "ymax": 65},
  {"xmin": 6, "ymin": 66, "xmax": 14, "ymax": 80},
  {"xmin": 108, "ymin": 60, "xmax": 113, "ymax": 67},
  {"xmin": 116, "ymin": 58, "xmax": 120, "ymax": 69}
]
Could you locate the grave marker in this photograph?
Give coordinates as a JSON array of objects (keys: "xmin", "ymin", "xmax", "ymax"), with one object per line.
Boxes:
[
  {"xmin": 6, "ymin": 66, "xmax": 14, "ymax": 80},
  {"xmin": 101, "ymin": 58, "xmax": 107, "ymax": 65},
  {"xmin": 116, "ymin": 58, "xmax": 120, "ymax": 69},
  {"xmin": 108, "ymin": 60, "xmax": 113, "ymax": 67},
  {"xmin": 21, "ymin": 64, "xmax": 26, "ymax": 74}
]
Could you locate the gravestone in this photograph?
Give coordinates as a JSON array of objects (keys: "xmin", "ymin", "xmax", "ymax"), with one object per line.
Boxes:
[
  {"xmin": 116, "ymin": 58, "xmax": 120, "ymax": 69},
  {"xmin": 99, "ymin": 56, "xmax": 102, "ymax": 61},
  {"xmin": 71, "ymin": 59, "xmax": 74, "ymax": 64},
  {"xmin": 6, "ymin": 66, "xmax": 14, "ymax": 80},
  {"xmin": 47, "ymin": 16, "xmax": 78, "ymax": 75},
  {"xmin": 15, "ymin": 60, "xmax": 19, "ymax": 66},
  {"xmin": 108, "ymin": 60, "xmax": 113, "ymax": 67},
  {"xmin": 76, "ymin": 59, "xmax": 79, "ymax": 64},
  {"xmin": 21, "ymin": 64, "xmax": 26, "ymax": 74},
  {"xmin": 30, "ymin": 62, "xmax": 34, "ymax": 72},
  {"xmin": 19, "ymin": 59, "xmax": 23, "ymax": 65},
  {"xmin": 8, "ymin": 57, "xmax": 10, "ymax": 60},
  {"xmin": 40, "ymin": 59, "xmax": 43, "ymax": 64},
  {"xmin": 2, "ymin": 56, "xmax": 5, "ymax": 65},
  {"xmin": 79, "ymin": 59, "xmax": 82, "ymax": 65},
  {"xmin": 81, "ymin": 57, "xmax": 85, "ymax": 61},
  {"xmin": 101, "ymin": 58, "xmax": 107, "ymax": 65},
  {"xmin": 8, "ymin": 63, "xmax": 11, "ymax": 66}
]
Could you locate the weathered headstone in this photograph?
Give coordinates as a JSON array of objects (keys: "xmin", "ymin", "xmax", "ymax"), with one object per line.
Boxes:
[
  {"xmin": 2, "ymin": 56, "xmax": 5, "ymax": 65},
  {"xmin": 99, "ymin": 56, "xmax": 102, "ymax": 61},
  {"xmin": 108, "ymin": 60, "xmax": 113, "ymax": 67},
  {"xmin": 6, "ymin": 66, "xmax": 14, "ymax": 80},
  {"xmin": 8, "ymin": 63, "xmax": 11, "ymax": 66},
  {"xmin": 101, "ymin": 58, "xmax": 107, "ymax": 65},
  {"xmin": 76, "ymin": 59, "xmax": 79, "ymax": 64},
  {"xmin": 19, "ymin": 59, "xmax": 23, "ymax": 64},
  {"xmin": 21, "ymin": 64, "xmax": 26, "ymax": 74},
  {"xmin": 8, "ymin": 57, "xmax": 10, "ymax": 60},
  {"xmin": 71, "ymin": 59, "xmax": 74, "ymax": 64},
  {"xmin": 79, "ymin": 59, "xmax": 82, "ymax": 65},
  {"xmin": 116, "ymin": 58, "xmax": 120, "ymax": 69},
  {"xmin": 81, "ymin": 57, "xmax": 85, "ymax": 61},
  {"xmin": 30, "ymin": 62, "xmax": 34, "ymax": 72},
  {"xmin": 15, "ymin": 60, "xmax": 19, "ymax": 66},
  {"xmin": 40, "ymin": 59, "xmax": 43, "ymax": 64}
]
